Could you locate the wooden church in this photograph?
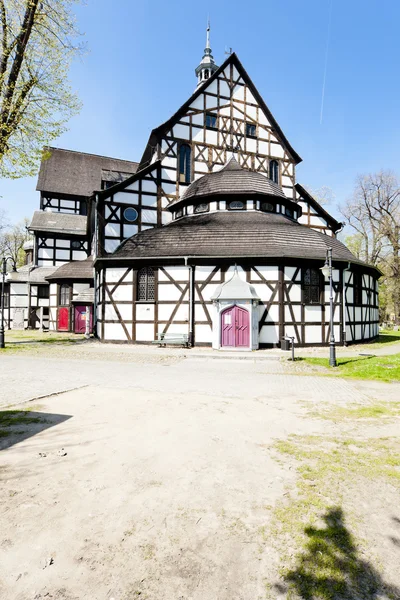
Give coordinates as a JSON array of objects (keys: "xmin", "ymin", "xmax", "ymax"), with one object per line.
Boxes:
[{"xmin": 4, "ymin": 29, "xmax": 380, "ymax": 348}]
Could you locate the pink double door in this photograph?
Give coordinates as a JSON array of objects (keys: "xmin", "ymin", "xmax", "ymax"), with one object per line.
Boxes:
[
  {"xmin": 74, "ymin": 305, "xmax": 93, "ymax": 334},
  {"xmin": 221, "ymin": 305, "xmax": 250, "ymax": 348}
]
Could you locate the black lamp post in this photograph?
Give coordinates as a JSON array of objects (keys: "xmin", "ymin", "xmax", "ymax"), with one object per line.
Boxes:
[
  {"xmin": 1, "ymin": 256, "xmax": 17, "ymax": 349},
  {"xmin": 320, "ymin": 247, "xmax": 337, "ymax": 367}
]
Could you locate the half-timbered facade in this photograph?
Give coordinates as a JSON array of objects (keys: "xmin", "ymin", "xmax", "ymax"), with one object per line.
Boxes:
[{"xmin": 5, "ymin": 34, "xmax": 380, "ymax": 346}]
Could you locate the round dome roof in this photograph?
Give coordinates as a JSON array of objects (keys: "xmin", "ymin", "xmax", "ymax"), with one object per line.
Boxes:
[{"xmin": 179, "ymin": 157, "xmax": 286, "ymax": 203}]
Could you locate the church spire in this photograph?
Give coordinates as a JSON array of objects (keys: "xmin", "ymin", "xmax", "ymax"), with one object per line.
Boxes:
[{"xmin": 195, "ymin": 20, "xmax": 218, "ymax": 88}]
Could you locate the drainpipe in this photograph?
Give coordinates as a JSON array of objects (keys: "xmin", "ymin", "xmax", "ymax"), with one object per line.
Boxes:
[
  {"xmin": 93, "ymin": 193, "xmax": 99, "ymax": 338},
  {"xmin": 343, "ymin": 262, "xmax": 351, "ymax": 346},
  {"xmin": 185, "ymin": 256, "xmax": 194, "ymax": 347}
]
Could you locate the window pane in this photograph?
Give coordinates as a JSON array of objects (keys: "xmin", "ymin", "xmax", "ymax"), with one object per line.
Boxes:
[
  {"xmin": 194, "ymin": 203, "xmax": 209, "ymax": 213},
  {"xmin": 310, "ymin": 269, "xmax": 320, "ymax": 285},
  {"xmin": 304, "ymin": 269, "xmax": 311, "ymax": 285},
  {"xmin": 206, "ymin": 113, "xmax": 217, "ymax": 128},
  {"xmin": 310, "ymin": 285, "xmax": 320, "ymax": 303},
  {"xmin": 262, "ymin": 202, "xmax": 275, "ymax": 212},
  {"xmin": 246, "ymin": 123, "xmax": 256, "ymax": 137},
  {"xmin": 229, "ymin": 201, "xmax": 245, "ymax": 210}
]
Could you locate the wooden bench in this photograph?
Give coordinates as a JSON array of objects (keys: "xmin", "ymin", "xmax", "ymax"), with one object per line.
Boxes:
[{"xmin": 152, "ymin": 332, "xmax": 189, "ymax": 347}]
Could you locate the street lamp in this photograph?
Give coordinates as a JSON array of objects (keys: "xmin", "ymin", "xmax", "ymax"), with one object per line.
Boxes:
[
  {"xmin": 320, "ymin": 247, "xmax": 337, "ymax": 367},
  {"xmin": 1, "ymin": 256, "xmax": 17, "ymax": 349}
]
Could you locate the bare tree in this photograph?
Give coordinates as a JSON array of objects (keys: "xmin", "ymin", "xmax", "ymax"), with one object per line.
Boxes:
[
  {"xmin": 0, "ymin": 217, "xmax": 30, "ymax": 266},
  {"xmin": 340, "ymin": 171, "xmax": 400, "ymax": 324}
]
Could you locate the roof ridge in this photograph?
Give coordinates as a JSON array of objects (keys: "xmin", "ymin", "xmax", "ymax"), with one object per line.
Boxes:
[{"xmin": 43, "ymin": 146, "xmax": 138, "ymax": 165}]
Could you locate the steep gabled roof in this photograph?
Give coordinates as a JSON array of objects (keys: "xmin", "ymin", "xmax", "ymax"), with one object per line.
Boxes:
[
  {"xmin": 295, "ymin": 184, "xmax": 342, "ymax": 233},
  {"xmin": 139, "ymin": 53, "xmax": 302, "ymax": 169},
  {"xmin": 37, "ymin": 147, "xmax": 139, "ymax": 197}
]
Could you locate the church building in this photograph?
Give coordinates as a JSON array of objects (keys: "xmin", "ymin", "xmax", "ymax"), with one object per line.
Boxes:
[{"xmin": 4, "ymin": 29, "xmax": 380, "ymax": 348}]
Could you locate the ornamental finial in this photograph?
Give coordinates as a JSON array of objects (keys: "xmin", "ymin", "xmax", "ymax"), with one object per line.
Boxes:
[{"xmin": 195, "ymin": 19, "xmax": 219, "ymax": 88}]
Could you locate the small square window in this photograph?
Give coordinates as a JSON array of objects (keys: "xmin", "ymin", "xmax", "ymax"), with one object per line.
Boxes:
[
  {"xmin": 246, "ymin": 123, "xmax": 256, "ymax": 137},
  {"xmin": 206, "ymin": 113, "xmax": 217, "ymax": 129}
]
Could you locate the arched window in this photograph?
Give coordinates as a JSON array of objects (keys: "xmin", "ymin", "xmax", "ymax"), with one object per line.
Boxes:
[
  {"xmin": 302, "ymin": 268, "xmax": 321, "ymax": 304},
  {"xmin": 270, "ymin": 160, "xmax": 279, "ymax": 184},
  {"xmin": 137, "ymin": 267, "xmax": 155, "ymax": 301},
  {"xmin": 179, "ymin": 144, "xmax": 191, "ymax": 184},
  {"xmin": 262, "ymin": 202, "xmax": 275, "ymax": 213},
  {"xmin": 59, "ymin": 284, "xmax": 70, "ymax": 306},
  {"xmin": 204, "ymin": 69, "xmax": 209, "ymax": 79},
  {"xmin": 228, "ymin": 200, "xmax": 245, "ymax": 210}
]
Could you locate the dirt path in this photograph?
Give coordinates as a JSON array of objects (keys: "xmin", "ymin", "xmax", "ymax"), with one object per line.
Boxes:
[{"xmin": 1, "ymin": 356, "xmax": 399, "ymax": 599}]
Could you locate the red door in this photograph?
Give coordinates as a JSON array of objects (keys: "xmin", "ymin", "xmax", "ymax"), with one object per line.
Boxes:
[
  {"xmin": 57, "ymin": 307, "xmax": 69, "ymax": 331},
  {"xmin": 74, "ymin": 305, "xmax": 92, "ymax": 334},
  {"xmin": 221, "ymin": 306, "xmax": 250, "ymax": 348}
]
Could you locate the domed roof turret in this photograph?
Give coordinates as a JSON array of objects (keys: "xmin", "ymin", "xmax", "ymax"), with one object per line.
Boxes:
[{"xmin": 179, "ymin": 157, "xmax": 286, "ymax": 204}]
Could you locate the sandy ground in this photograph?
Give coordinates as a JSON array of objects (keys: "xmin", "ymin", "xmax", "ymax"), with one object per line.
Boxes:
[{"xmin": 0, "ymin": 352, "xmax": 399, "ymax": 599}]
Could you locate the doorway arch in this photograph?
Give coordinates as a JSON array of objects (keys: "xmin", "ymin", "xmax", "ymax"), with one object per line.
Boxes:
[{"xmin": 221, "ymin": 305, "xmax": 250, "ymax": 348}]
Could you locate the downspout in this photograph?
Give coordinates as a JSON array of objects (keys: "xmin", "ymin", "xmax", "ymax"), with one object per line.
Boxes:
[
  {"xmin": 93, "ymin": 193, "xmax": 99, "ymax": 338},
  {"xmin": 185, "ymin": 256, "xmax": 194, "ymax": 347},
  {"xmin": 343, "ymin": 262, "xmax": 351, "ymax": 346}
]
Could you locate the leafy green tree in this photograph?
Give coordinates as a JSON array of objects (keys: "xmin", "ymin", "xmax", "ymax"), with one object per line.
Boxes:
[
  {"xmin": 0, "ymin": 0, "xmax": 83, "ymax": 178},
  {"xmin": 0, "ymin": 217, "xmax": 31, "ymax": 266}
]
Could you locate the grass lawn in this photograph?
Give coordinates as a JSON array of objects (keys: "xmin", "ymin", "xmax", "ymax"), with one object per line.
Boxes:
[
  {"xmin": 0, "ymin": 330, "xmax": 85, "ymax": 352},
  {"xmin": 362, "ymin": 328, "xmax": 400, "ymax": 349},
  {"xmin": 299, "ymin": 354, "xmax": 400, "ymax": 382}
]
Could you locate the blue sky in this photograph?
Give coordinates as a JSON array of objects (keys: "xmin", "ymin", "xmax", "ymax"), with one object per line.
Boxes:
[{"xmin": 2, "ymin": 0, "xmax": 400, "ymax": 225}]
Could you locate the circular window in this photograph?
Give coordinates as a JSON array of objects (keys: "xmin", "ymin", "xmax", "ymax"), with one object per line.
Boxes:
[
  {"xmin": 262, "ymin": 202, "xmax": 275, "ymax": 213},
  {"xmin": 229, "ymin": 201, "xmax": 245, "ymax": 210},
  {"xmin": 71, "ymin": 240, "xmax": 81, "ymax": 249},
  {"xmin": 194, "ymin": 203, "xmax": 209, "ymax": 214},
  {"xmin": 124, "ymin": 207, "xmax": 138, "ymax": 222}
]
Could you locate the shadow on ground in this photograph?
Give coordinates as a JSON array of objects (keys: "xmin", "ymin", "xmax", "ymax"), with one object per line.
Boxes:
[
  {"xmin": 275, "ymin": 507, "xmax": 400, "ymax": 599},
  {"xmin": 0, "ymin": 410, "xmax": 71, "ymax": 451}
]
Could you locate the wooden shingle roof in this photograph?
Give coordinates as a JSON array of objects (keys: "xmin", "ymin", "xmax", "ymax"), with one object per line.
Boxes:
[
  {"xmin": 37, "ymin": 147, "xmax": 138, "ymax": 197},
  {"xmin": 46, "ymin": 258, "xmax": 94, "ymax": 281},
  {"xmin": 107, "ymin": 211, "xmax": 371, "ymax": 268},
  {"xmin": 176, "ymin": 158, "xmax": 286, "ymax": 205},
  {"xmin": 29, "ymin": 211, "xmax": 87, "ymax": 236}
]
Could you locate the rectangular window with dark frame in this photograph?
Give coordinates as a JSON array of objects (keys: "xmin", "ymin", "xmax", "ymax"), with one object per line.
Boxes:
[
  {"xmin": 59, "ymin": 284, "xmax": 71, "ymax": 306},
  {"xmin": 205, "ymin": 113, "xmax": 217, "ymax": 129},
  {"xmin": 353, "ymin": 272, "xmax": 362, "ymax": 306},
  {"xmin": 246, "ymin": 123, "xmax": 257, "ymax": 137},
  {"xmin": 303, "ymin": 268, "xmax": 322, "ymax": 304},
  {"xmin": 137, "ymin": 267, "xmax": 155, "ymax": 301},
  {"xmin": 37, "ymin": 285, "xmax": 50, "ymax": 299}
]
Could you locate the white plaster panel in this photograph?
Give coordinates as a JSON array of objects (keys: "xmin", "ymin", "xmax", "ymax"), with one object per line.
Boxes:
[
  {"xmin": 56, "ymin": 239, "xmax": 70, "ymax": 248},
  {"xmin": 195, "ymin": 162, "xmax": 209, "ymax": 173},
  {"xmin": 39, "ymin": 248, "xmax": 52, "ymax": 260},
  {"xmin": 189, "ymin": 96, "xmax": 204, "ymax": 111},
  {"xmin": 250, "ymin": 284, "xmax": 272, "ymax": 303},
  {"xmin": 161, "ymin": 168, "xmax": 175, "ymax": 181},
  {"xmin": 113, "ymin": 304, "xmax": 131, "ymax": 321},
  {"xmin": 259, "ymin": 303, "xmax": 279, "ymax": 323},
  {"xmin": 194, "ymin": 323, "xmax": 212, "ymax": 343},
  {"xmin": 162, "ymin": 212, "xmax": 172, "ymax": 225},
  {"xmin": 309, "ymin": 215, "xmax": 326, "ymax": 227},
  {"xmin": 304, "ymin": 306, "xmax": 322, "ymax": 322},
  {"xmin": 355, "ymin": 324, "xmax": 362, "ymax": 339},
  {"xmin": 259, "ymin": 111, "xmax": 271, "ymax": 127},
  {"xmin": 284, "ymin": 267, "xmax": 297, "ymax": 281},
  {"xmin": 219, "ymin": 80, "xmax": 230, "ymax": 98},
  {"xmin": 161, "ymin": 182, "xmax": 176, "ymax": 195},
  {"xmin": 285, "ymin": 304, "xmax": 301, "ymax": 322},
  {"xmin": 161, "ymin": 156, "xmax": 177, "ymax": 169},
  {"xmin": 111, "ymin": 285, "xmax": 132, "ymax": 302},
  {"xmin": 226, "ymin": 265, "xmax": 246, "ymax": 280},
  {"xmin": 136, "ymin": 304, "xmax": 155, "ymax": 321},
  {"xmin": 325, "ymin": 305, "xmax": 340, "ymax": 322},
  {"xmin": 271, "ymin": 143, "xmax": 284, "ymax": 158},
  {"xmin": 281, "ymin": 176, "xmax": 293, "ymax": 188},
  {"xmin": 192, "ymin": 127, "xmax": 204, "ymax": 143},
  {"xmin": 205, "ymin": 129, "xmax": 218, "ymax": 145},
  {"xmin": 159, "ymin": 284, "xmax": 183, "ymax": 301},
  {"xmin": 195, "ymin": 266, "xmax": 216, "ymax": 281},
  {"xmin": 123, "ymin": 224, "xmax": 138, "ymax": 238},
  {"xmin": 192, "ymin": 113, "xmax": 203, "ymax": 126},
  {"xmin": 254, "ymin": 266, "xmax": 279, "ymax": 281},
  {"xmin": 105, "ymin": 268, "xmax": 132, "ymax": 283},
  {"xmin": 105, "ymin": 223, "xmax": 119, "ymax": 238},
  {"xmin": 72, "ymin": 250, "xmax": 87, "ymax": 261},
  {"xmin": 232, "ymin": 84, "xmax": 244, "ymax": 101},
  {"xmin": 113, "ymin": 191, "xmax": 135, "ymax": 205},
  {"xmin": 246, "ymin": 104, "xmax": 257, "ymax": 120},
  {"xmin": 142, "ymin": 195, "xmax": 157, "ymax": 208},
  {"xmin": 205, "ymin": 94, "xmax": 217, "ymax": 110},
  {"xmin": 135, "ymin": 323, "xmax": 154, "ymax": 341},
  {"xmin": 200, "ymin": 284, "xmax": 220, "ymax": 302},
  {"xmin": 104, "ymin": 304, "xmax": 118, "ymax": 320},
  {"xmin": 246, "ymin": 138, "xmax": 257, "ymax": 153},
  {"xmin": 126, "ymin": 181, "xmax": 139, "ymax": 192},
  {"xmin": 56, "ymin": 249, "xmax": 70, "ymax": 261},
  {"xmin": 305, "ymin": 326, "xmax": 322, "ymax": 344},
  {"xmin": 289, "ymin": 284, "xmax": 301, "ymax": 302},
  {"xmin": 173, "ymin": 123, "xmax": 190, "ymax": 140},
  {"xmin": 142, "ymin": 209, "xmax": 157, "ymax": 224},
  {"xmin": 195, "ymin": 304, "xmax": 208, "ymax": 321},
  {"xmin": 258, "ymin": 141, "xmax": 268, "ymax": 155},
  {"xmin": 158, "ymin": 266, "xmax": 189, "ymax": 281},
  {"xmin": 259, "ymin": 324, "xmax": 279, "ymax": 343},
  {"xmin": 104, "ymin": 322, "xmax": 128, "ymax": 341},
  {"xmin": 157, "ymin": 304, "xmax": 174, "ymax": 321},
  {"xmin": 141, "ymin": 179, "xmax": 157, "ymax": 194}
]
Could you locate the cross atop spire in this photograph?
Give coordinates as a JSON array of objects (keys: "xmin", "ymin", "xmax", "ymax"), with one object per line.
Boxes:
[{"xmin": 195, "ymin": 20, "xmax": 218, "ymax": 88}]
